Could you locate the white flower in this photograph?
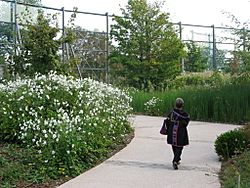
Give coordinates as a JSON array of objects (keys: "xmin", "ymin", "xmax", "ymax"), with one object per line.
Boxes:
[{"xmin": 38, "ymin": 106, "xmax": 44, "ymax": 111}]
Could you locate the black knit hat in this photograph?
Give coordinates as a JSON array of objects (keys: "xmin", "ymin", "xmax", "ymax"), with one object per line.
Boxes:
[{"xmin": 175, "ymin": 98, "xmax": 184, "ymax": 109}]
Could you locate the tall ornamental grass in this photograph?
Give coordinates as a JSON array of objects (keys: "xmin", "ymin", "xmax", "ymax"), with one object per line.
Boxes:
[
  {"xmin": 131, "ymin": 90, "xmax": 179, "ymax": 116},
  {"xmin": 131, "ymin": 83, "xmax": 250, "ymax": 123},
  {"xmin": 0, "ymin": 72, "xmax": 133, "ymax": 177}
]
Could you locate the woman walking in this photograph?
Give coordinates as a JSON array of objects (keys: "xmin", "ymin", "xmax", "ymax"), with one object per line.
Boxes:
[{"xmin": 166, "ymin": 98, "xmax": 190, "ymax": 170}]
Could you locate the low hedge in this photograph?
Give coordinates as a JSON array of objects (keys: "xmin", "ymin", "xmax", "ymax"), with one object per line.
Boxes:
[{"xmin": 215, "ymin": 129, "xmax": 249, "ymax": 160}]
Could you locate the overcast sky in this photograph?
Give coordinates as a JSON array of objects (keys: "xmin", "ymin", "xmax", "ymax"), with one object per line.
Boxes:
[
  {"xmin": 40, "ymin": 0, "xmax": 250, "ymax": 27},
  {"xmin": 39, "ymin": 0, "xmax": 250, "ymax": 50},
  {"xmin": 0, "ymin": 0, "xmax": 248, "ymax": 52}
]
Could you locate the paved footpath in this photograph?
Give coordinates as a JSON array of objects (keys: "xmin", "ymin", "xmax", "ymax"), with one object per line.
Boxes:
[{"xmin": 58, "ymin": 115, "xmax": 240, "ymax": 188}]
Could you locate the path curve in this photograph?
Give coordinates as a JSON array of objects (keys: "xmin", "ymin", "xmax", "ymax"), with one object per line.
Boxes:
[{"xmin": 58, "ymin": 115, "xmax": 240, "ymax": 188}]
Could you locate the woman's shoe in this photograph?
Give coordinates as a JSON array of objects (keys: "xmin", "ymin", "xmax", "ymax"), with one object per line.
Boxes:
[{"xmin": 172, "ymin": 162, "xmax": 178, "ymax": 170}]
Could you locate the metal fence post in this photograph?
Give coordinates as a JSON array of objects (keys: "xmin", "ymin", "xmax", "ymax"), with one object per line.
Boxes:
[
  {"xmin": 10, "ymin": 0, "xmax": 14, "ymax": 34},
  {"xmin": 14, "ymin": 0, "xmax": 17, "ymax": 55},
  {"xmin": 106, "ymin": 12, "xmax": 109, "ymax": 83},
  {"xmin": 178, "ymin": 22, "xmax": 185, "ymax": 73},
  {"xmin": 212, "ymin": 25, "xmax": 217, "ymax": 70},
  {"xmin": 61, "ymin": 7, "xmax": 65, "ymax": 64},
  {"xmin": 243, "ymin": 27, "xmax": 246, "ymax": 51}
]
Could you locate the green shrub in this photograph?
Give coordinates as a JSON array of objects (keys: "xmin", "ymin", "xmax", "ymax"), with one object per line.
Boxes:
[
  {"xmin": 220, "ymin": 151, "xmax": 250, "ymax": 188},
  {"xmin": 0, "ymin": 71, "xmax": 133, "ymax": 177},
  {"xmin": 11, "ymin": 10, "xmax": 77, "ymax": 78},
  {"xmin": 144, "ymin": 97, "xmax": 163, "ymax": 116},
  {"xmin": 215, "ymin": 129, "xmax": 248, "ymax": 160},
  {"xmin": 167, "ymin": 71, "xmax": 230, "ymax": 90}
]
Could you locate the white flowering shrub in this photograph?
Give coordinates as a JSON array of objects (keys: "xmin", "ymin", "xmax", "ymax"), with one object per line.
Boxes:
[
  {"xmin": 0, "ymin": 71, "xmax": 133, "ymax": 176},
  {"xmin": 144, "ymin": 97, "xmax": 163, "ymax": 116}
]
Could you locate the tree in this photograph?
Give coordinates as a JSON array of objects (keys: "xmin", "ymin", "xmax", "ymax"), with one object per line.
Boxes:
[
  {"xmin": 0, "ymin": 0, "xmax": 41, "ymax": 23},
  {"xmin": 184, "ymin": 41, "xmax": 208, "ymax": 72},
  {"xmin": 223, "ymin": 11, "xmax": 250, "ymax": 74},
  {"xmin": 12, "ymin": 11, "xmax": 60, "ymax": 76},
  {"xmin": 12, "ymin": 10, "xmax": 76, "ymax": 77},
  {"xmin": 110, "ymin": 0, "xmax": 185, "ymax": 90},
  {"xmin": 0, "ymin": 0, "xmax": 41, "ymax": 75},
  {"xmin": 233, "ymin": 27, "xmax": 250, "ymax": 73}
]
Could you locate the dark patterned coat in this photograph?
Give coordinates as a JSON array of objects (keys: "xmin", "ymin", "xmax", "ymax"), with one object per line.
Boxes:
[{"xmin": 166, "ymin": 108, "xmax": 190, "ymax": 147}]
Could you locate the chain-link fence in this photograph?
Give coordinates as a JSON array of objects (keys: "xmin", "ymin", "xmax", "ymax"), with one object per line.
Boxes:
[
  {"xmin": 0, "ymin": 0, "xmax": 246, "ymax": 80},
  {"xmin": 174, "ymin": 22, "xmax": 241, "ymax": 71},
  {"xmin": 0, "ymin": 0, "xmax": 111, "ymax": 81}
]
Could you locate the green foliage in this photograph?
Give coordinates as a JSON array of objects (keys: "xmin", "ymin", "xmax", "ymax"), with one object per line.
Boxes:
[
  {"xmin": 214, "ymin": 129, "xmax": 248, "ymax": 160},
  {"xmin": 185, "ymin": 41, "xmax": 208, "ymax": 72},
  {"xmin": 144, "ymin": 97, "xmax": 163, "ymax": 116},
  {"xmin": 110, "ymin": 0, "xmax": 184, "ymax": 90},
  {"xmin": 0, "ymin": 144, "xmax": 45, "ymax": 187},
  {"xmin": 229, "ymin": 50, "xmax": 250, "ymax": 74},
  {"xmin": 0, "ymin": 22, "xmax": 13, "ymax": 68},
  {"xmin": 242, "ymin": 124, "xmax": 250, "ymax": 144},
  {"xmin": 13, "ymin": 11, "xmax": 59, "ymax": 76},
  {"xmin": 224, "ymin": 13, "xmax": 250, "ymax": 74},
  {"xmin": 131, "ymin": 82, "xmax": 250, "ymax": 123},
  {"xmin": 168, "ymin": 71, "xmax": 230, "ymax": 90},
  {"xmin": 0, "ymin": 72, "xmax": 133, "ymax": 179},
  {"xmin": 188, "ymin": 83, "xmax": 250, "ymax": 124},
  {"xmin": 0, "ymin": 22, "xmax": 13, "ymax": 44},
  {"xmin": 130, "ymin": 89, "xmax": 179, "ymax": 116},
  {"xmin": 232, "ymin": 71, "xmax": 250, "ymax": 84},
  {"xmin": 233, "ymin": 27, "xmax": 250, "ymax": 73},
  {"xmin": 215, "ymin": 48, "xmax": 227, "ymax": 71},
  {"xmin": 220, "ymin": 151, "xmax": 250, "ymax": 188},
  {"xmin": 0, "ymin": 1, "xmax": 42, "ymax": 69},
  {"xmin": 0, "ymin": 0, "xmax": 41, "ymax": 22},
  {"xmin": 11, "ymin": 10, "xmax": 77, "ymax": 78}
]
